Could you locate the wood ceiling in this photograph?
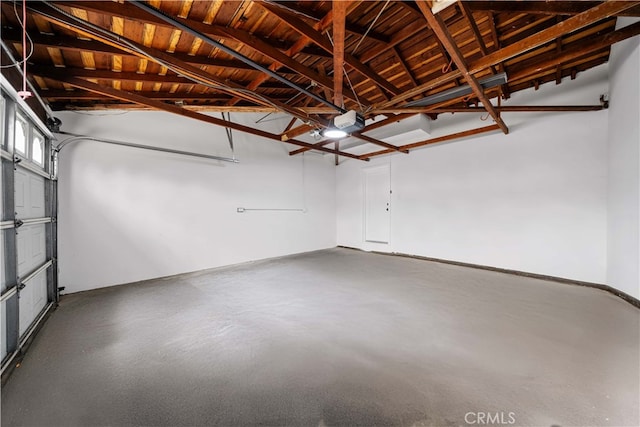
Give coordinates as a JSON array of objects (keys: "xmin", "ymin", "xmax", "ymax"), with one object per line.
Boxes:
[{"xmin": 2, "ymin": 1, "xmax": 640, "ymax": 160}]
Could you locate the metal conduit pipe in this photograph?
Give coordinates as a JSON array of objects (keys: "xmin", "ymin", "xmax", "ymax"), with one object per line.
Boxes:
[
  {"xmin": 54, "ymin": 131, "xmax": 239, "ymax": 163},
  {"xmin": 130, "ymin": 1, "xmax": 347, "ymax": 114}
]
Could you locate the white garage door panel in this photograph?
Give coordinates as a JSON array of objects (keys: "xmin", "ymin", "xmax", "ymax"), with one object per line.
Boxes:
[
  {"xmin": 1, "ymin": 299, "xmax": 7, "ymax": 361},
  {"xmin": 30, "ymin": 178, "xmax": 44, "ymax": 212},
  {"xmin": 18, "ymin": 270, "xmax": 47, "ymax": 337},
  {"xmin": 16, "ymin": 224, "xmax": 47, "ymax": 277},
  {"xmin": 14, "ymin": 171, "xmax": 25, "ymax": 213},
  {"xmin": 1, "ymin": 230, "xmax": 9, "ymax": 291},
  {"xmin": 16, "ymin": 232, "xmax": 27, "ymax": 274},
  {"xmin": 0, "ymin": 160, "xmax": 3, "ymax": 219},
  {"xmin": 15, "ymin": 169, "xmax": 45, "ymax": 219}
]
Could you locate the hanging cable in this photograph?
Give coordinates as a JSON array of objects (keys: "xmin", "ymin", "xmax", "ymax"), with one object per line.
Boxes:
[
  {"xmin": 0, "ymin": 1, "xmax": 34, "ymax": 69},
  {"xmin": 18, "ymin": 0, "xmax": 32, "ymax": 98},
  {"xmin": 351, "ymin": 0, "xmax": 390, "ymax": 56},
  {"xmin": 442, "ymin": 57, "xmax": 454, "ymax": 73}
]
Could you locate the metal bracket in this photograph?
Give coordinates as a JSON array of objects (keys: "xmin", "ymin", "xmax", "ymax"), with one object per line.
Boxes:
[{"xmin": 14, "ymin": 219, "xmax": 24, "ymax": 228}]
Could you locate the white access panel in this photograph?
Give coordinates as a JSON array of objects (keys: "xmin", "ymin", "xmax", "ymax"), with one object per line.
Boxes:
[
  {"xmin": 18, "ymin": 269, "xmax": 47, "ymax": 336},
  {"xmin": 16, "ymin": 224, "xmax": 46, "ymax": 278},
  {"xmin": 15, "ymin": 169, "xmax": 45, "ymax": 219},
  {"xmin": 364, "ymin": 165, "xmax": 391, "ymax": 243}
]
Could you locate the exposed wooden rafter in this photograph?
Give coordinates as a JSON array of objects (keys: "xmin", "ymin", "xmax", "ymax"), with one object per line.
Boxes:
[
  {"xmin": 374, "ymin": 105, "xmax": 605, "ymax": 114},
  {"xmin": 359, "ymin": 124, "xmax": 501, "ymax": 159},
  {"xmin": 469, "ymin": 1, "xmax": 639, "ymax": 74},
  {"xmin": 1, "ymin": 0, "xmax": 637, "ymax": 161},
  {"xmin": 27, "ymin": 1, "xmax": 320, "ymax": 125},
  {"xmin": 416, "ymin": 1, "xmax": 509, "ymax": 134},
  {"xmin": 467, "ymin": 1, "xmax": 640, "ymax": 17},
  {"xmin": 49, "ymin": 76, "xmax": 365, "ymax": 161},
  {"xmin": 47, "ymin": 0, "xmax": 361, "ymax": 106},
  {"xmin": 268, "ymin": 1, "xmax": 390, "ymax": 43},
  {"xmin": 289, "ymin": 113, "xmax": 416, "ymax": 156},
  {"xmin": 257, "ymin": 0, "xmax": 402, "ymax": 97}
]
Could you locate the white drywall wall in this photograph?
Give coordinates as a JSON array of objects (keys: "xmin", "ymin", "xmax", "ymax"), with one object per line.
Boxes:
[
  {"xmin": 55, "ymin": 111, "xmax": 336, "ymax": 292},
  {"xmin": 607, "ymin": 18, "xmax": 640, "ymax": 299},
  {"xmin": 337, "ymin": 64, "xmax": 609, "ymax": 284}
]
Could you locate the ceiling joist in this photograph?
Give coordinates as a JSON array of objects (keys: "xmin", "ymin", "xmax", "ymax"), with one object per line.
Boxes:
[
  {"xmin": 417, "ymin": 1, "xmax": 509, "ymax": 134},
  {"xmin": 1, "ymin": 0, "xmax": 637, "ymax": 159}
]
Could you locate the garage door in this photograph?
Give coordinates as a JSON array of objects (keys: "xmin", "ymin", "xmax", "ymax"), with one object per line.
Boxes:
[{"xmin": 1, "ymin": 84, "xmax": 58, "ymax": 372}]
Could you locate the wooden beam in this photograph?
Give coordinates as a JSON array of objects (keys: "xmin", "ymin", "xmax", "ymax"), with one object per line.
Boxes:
[
  {"xmin": 212, "ymin": 26, "xmax": 362, "ymax": 105},
  {"xmin": 392, "ymin": 47, "xmax": 419, "ymax": 88},
  {"xmin": 555, "ymin": 16, "xmax": 564, "ymax": 84},
  {"xmin": 469, "ymin": 0, "xmax": 640, "ymax": 75},
  {"xmin": 358, "ymin": 19, "xmax": 427, "ymax": 64},
  {"xmin": 484, "ymin": 11, "xmax": 510, "ymax": 99},
  {"xmin": 283, "ymin": 117, "xmax": 299, "ymax": 134},
  {"xmin": 257, "ymin": 1, "xmax": 402, "ymax": 96},
  {"xmin": 466, "ymin": 1, "xmax": 640, "ymax": 17},
  {"xmin": 333, "ymin": 0, "xmax": 347, "ymax": 106},
  {"xmin": 224, "ymin": 5, "xmax": 369, "ymax": 107},
  {"xmin": 317, "ymin": 64, "xmax": 333, "ymax": 101},
  {"xmin": 375, "ymin": 69, "xmax": 462, "ymax": 110},
  {"xmin": 373, "ymin": 105, "xmax": 605, "ymax": 114},
  {"xmin": 377, "ymin": 1, "xmax": 638, "ymax": 112},
  {"xmin": 359, "ymin": 124, "xmax": 501, "ymax": 159},
  {"xmin": 35, "ymin": 89, "xmax": 236, "ymax": 102},
  {"xmin": 458, "ymin": 2, "xmax": 508, "ymax": 97},
  {"xmin": 416, "ymin": 1, "xmax": 509, "ymax": 134},
  {"xmin": 51, "ymin": 76, "xmax": 365, "ymax": 161},
  {"xmin": 507, "ymin": 20, "xmax": 640, "ymax": 83},
  {"xmin": 289, "ymin": 113, "xmax": 416, "ymax": 156},
  {"xmin": 351, "ymin": 133, "xmax": 409, "ymax": 153},
  {"xmin": 49, "ymin": 1, "xmax": 331, "ymax": 59},
  {"xmin": 269, "ymin": 1, "xmax": 390, "ymax": 43},
  {"xmin": 0, "ymin": 27, "xmax": 266, "ymax": 72},
  {"xmin": 30, "ymin": 66, "xmax": 194, "ymax": 85},
  {"xmin": 47, "ymin": 1, "xmax": 354, "ymax": 105},
  {"xmin": 28, "ymin": 2, "xmax": 319, "ymax": 125}
]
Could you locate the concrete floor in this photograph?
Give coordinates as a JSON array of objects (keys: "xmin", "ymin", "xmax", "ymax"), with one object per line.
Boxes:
[{"xmin": 2, "ymin": 248, "xmax": 639, "ymax": 427}]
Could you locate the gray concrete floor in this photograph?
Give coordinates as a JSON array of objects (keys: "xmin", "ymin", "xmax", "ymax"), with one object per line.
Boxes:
[{"xmin": 1, "ymin": 248, "xmax": 639, "ymax": 427}]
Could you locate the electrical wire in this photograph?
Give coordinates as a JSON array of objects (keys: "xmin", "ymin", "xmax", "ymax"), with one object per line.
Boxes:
[
  {"xmin": 0, "ymin": 0, "xmax": 34, "ymax": 69},
  {"xmin": 351, "ymin": 0, "xmax": 390, "ymax": 56}
]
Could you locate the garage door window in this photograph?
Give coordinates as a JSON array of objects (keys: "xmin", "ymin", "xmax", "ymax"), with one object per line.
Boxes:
[
  {"xmin": 14, "ymin": 113, "xmax": 28, "ymax": 156},
  {"xmin": 31, "ymin": 129, "xmax": 44, "ymax": 167}
]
